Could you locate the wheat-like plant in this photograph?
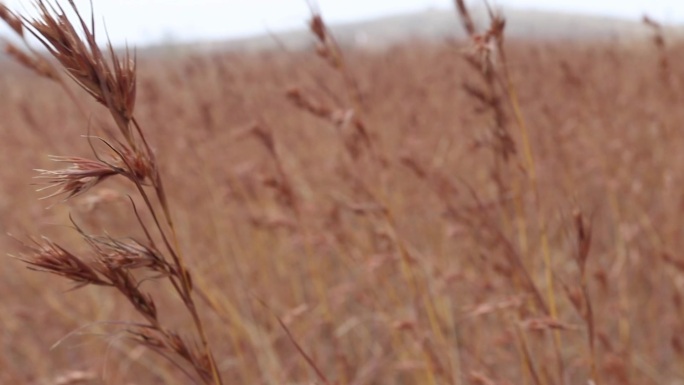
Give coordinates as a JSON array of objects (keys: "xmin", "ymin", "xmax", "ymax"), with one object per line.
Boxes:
[{"xmin": 1, "ymin": 2, "xmax": 222, "ymax": 384}]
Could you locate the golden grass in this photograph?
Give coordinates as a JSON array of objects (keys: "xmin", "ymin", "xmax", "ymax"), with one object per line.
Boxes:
[{"xmin": 1, "ymin": 1, "xmax": 683, "ymax": 384}]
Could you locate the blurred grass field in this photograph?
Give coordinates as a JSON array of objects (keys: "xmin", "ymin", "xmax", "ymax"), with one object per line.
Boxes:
[{"xmin": 1, "ymin": 7, "xmax": 684, "ymax": 384}]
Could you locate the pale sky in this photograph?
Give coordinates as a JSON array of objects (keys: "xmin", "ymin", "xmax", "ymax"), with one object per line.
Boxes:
[{"xmin": 0, "ymin": 0, "xmax": 682, "ymax": 46}]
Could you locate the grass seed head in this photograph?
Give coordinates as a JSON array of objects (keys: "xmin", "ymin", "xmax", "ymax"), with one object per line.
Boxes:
[{"xmin": 35, "ymin": 156, "xmax": 119, "ymax": 201}]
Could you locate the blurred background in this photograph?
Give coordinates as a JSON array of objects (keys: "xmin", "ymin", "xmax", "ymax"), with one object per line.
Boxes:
[
  {"xmin": 2, "ymin": 0, "xmax": 684, "ymax": 384},
  {"xmin": 0, "ymin": 0, "xmax": 682, "ymax": 47}
]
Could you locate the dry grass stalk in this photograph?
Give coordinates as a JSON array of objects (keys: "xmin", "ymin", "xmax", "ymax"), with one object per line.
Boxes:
[
  {"xmin": 2, "ymin": 2, "xmax": 221, "ymax": 384},
  {"xmin": 572, "ymin": 210, "xmax": 600, "ymax": 385},
  {"xmin": 642, "ymin": 15, "xmax": 670, "ymax": 85},
  {"xmin": 0, "ymin": 4, "xmax": 23, "ymax": 36},
  {"xmin": 288, "ymin": 5, "xmax": 380, "ymax": 163},
  {"xmin": 454, "ymin": 0, "xmax": 515, "ymax": 163},
  {"xmin": 4, "ymin": 43, "xmax": 59, "ymax": 80},
  {"xmin": 288, "ymin": 7, "xmax": 462, "ymax": 382},
  {"xmin": 453, "ymin": 1, "xmax": 567, "ymax": 383}
]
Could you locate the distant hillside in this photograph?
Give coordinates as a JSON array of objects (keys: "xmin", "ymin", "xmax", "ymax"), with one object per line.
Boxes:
[
  {"xmin": 165, "ymin": 6, "xmax": 683, "ymax": 54},
  {"xmin": 2, "ymin": 6, "xmax": 682, "ymax": 59}
]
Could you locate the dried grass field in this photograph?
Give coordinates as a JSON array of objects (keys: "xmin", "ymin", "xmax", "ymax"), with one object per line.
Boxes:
[{"xmin": 1, "ymin": 2, "xmax": 684, "ymax": 384}]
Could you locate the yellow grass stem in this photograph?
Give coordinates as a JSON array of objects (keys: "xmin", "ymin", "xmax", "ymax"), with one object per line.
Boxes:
[{"xmin": 498, "ymin": 46, "xmax": 564, "ymax": 382}]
